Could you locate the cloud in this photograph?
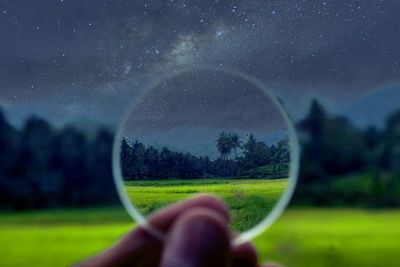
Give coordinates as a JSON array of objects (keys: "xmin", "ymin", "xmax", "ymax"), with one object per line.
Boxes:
[{"xmin": 1, "ymin": 0, "xmax": 399, "ymax": 125}]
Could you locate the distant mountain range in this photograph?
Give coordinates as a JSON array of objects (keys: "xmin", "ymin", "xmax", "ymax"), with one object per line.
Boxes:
[
  {"xmin": 341, "ymin": 86, "xmax": 400, "ymax": 129},
  {"xmin": 129, "ymin": 125, "xmax": 288, "ymax": 159}
]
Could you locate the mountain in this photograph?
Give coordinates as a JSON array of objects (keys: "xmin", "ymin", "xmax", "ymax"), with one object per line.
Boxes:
[{"xmin": 342, "ymin": 86, "xmax": 400, "ymax": 128}]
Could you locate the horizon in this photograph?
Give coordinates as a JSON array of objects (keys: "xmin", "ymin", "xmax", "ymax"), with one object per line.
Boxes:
[{"xmin": 122, "ymin": 126, "xmax": 289, "ymax": 159}]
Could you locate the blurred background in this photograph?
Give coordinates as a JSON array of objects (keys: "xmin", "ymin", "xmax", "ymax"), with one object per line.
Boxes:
[{"xmin": 1, "ymin": 1, "xmax": 399, "ymax": 266}]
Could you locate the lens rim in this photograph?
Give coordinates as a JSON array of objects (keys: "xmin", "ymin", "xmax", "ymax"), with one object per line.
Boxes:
[{"xmin": 112, "ymin": 65, "xmax": 300, "ymax": 245}]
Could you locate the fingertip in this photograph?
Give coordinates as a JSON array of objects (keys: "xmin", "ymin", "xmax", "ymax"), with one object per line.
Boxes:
[
  {"xmin": 189, "ymin": 194, "xmax": 230, "ymax": 222},
  {"xmin": 231, "ymin": 241, "xmax": 259, "ymax": 267},
  {"xmin": 148, "ymin": 193, "xmax": 230, "ymax": 232}
]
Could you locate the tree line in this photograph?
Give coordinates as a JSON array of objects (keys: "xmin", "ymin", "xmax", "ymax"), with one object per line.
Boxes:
[
  {"xmin": 0, "ymin": 109, "xmax": 118, "ymax": 210},
  {"xmin": 294, "ymin": 100, "xmax": 400, "ymax": 207},
  {"xmin": 0, "ymin": 98, "xmax": 399, "ymax": 211},
  {"xmin": 120, "ymin": 133, "xmax": 290, "ymax": 180}
]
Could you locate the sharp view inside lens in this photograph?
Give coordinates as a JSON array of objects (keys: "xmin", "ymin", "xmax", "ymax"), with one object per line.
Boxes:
[{"xmin": 117, "ymin": 70, "xmax": 293, "ymax": 232}]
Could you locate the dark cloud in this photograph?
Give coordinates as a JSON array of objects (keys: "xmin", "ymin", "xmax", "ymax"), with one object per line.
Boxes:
[{"xmin": 0, "ymin": 0, "xmax": 399, "ymax": 124}]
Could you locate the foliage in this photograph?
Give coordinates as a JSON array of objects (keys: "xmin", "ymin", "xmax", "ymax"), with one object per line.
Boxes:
[
  {"xmin": 1, "ymin": 98, "xmax": 400, "ymax": 210},
  {"xmin": 241, "ymin": 163, "xmax": 289, "ymax": 178},
  {"xmin": 0, "ymin": 108, "xmax": 118, "ymax": 210},
  {"xmin": 121, "ymin": 133, "xmax": 290, "ymax": 180},
  {"xmin": 294, "ymin": 100, "xmax": 400, "ymax": 207}
]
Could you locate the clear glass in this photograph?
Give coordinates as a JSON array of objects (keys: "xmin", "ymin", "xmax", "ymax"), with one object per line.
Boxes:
[{"xmin": 113, "ymin": 66, "xmax": 299, "ymax": 244}]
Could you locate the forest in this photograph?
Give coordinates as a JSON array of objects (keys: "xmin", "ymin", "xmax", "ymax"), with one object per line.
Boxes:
[
  {"xmin": 295, "ymin": 100, "xmax": 400, "ymax": 207},
  {"xmin": 120, "ymin": 132, "xmax": 290, "ymax": 180},
  {"xmin": 0, "ymin": 99, "xmax": 399, "ymax": 210},
  {"xmin": 0, "ymin": 111, "xmax": 118, "ymax": 210}
]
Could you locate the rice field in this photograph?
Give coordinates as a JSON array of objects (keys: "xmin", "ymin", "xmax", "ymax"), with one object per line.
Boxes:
[
  {"xmin": 124, "ymin": 178, "xmax": 288, "ymax": 232},
  {"xmin": 1, "ymin": 207, "xmax": 400, "ymax": 267}
]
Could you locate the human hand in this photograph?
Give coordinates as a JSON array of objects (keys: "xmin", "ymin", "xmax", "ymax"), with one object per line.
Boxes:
[{"xmin": 77, "ymin": 194, "xmax": 280, "ymax": 267}]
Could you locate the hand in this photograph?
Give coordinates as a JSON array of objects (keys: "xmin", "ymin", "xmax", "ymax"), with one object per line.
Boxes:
[{"xmin": 77, "ymin": 194, "xmax": 280, "ymax": 267}]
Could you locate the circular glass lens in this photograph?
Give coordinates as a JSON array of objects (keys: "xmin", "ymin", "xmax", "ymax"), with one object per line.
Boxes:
[{"xmin": 113, "ymin": 67, "xmax": 299, "ymax": 244}]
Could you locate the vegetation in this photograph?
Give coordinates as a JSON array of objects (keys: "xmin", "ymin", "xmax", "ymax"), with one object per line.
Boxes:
[
  {"xmin": 124, "ymin": 178, "xmax": 288, "ymax": 232},
  {"xmin": 294, "ymin": 100, "xmax": 400, "ymax": 207},
  {"xmin": 0, "ymin": 99, "xmax": 400, "ymax": 211},
  {"xmin": 0, "ymin": 109, "xmax": 118, "ymax": 211},
  {"xmin": 1, "ymin": 207, "xmax": 400, "ymax": 267},
  {"xmin": 120, "ymin": 133, "xmax": 290, "ymax": 180},
  {"xmin": 215, "ymin": 132, "xmax": 241, "ymax": 159}
]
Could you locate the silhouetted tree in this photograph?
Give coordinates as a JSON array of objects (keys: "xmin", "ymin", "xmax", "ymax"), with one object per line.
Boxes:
[
  {"xmin": 216, "ymin": 132, "xmax": 231, "ymax": 160},
  {"xmin": 87, "ymin": 129, "xmax": 118, "ymax": 204},
  {"xmin": 230, "ymin": 133, "xmax": 241, "ymax": 158}
]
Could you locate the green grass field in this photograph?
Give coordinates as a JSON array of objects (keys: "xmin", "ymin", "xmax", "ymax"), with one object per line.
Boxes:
[
  {"xmin": 0, "ymin": 207, "xmax": 400, "ymax": 267},
  {"xmin": 124, "ymin": 179, "xmax": 288, "ymax": 231}
]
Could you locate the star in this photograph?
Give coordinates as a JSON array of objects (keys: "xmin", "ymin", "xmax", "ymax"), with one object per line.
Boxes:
[{"xmin": 0, "ymin": 0, "xmax": 398, "ymax": 126}]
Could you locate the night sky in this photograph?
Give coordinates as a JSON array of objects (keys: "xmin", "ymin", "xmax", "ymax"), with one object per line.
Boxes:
[
  {"xmin": 124, "ymin": 69, "xmax": 287, "ymax": 135},
  {"xmin": 1, "ymin": 0, "xmax": 399, "ymax": 127}
]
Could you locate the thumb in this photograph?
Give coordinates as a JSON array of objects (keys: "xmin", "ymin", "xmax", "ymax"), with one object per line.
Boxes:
[{"xmin": 160, "ymin": 208, "xmax": 231, "ymax": 267}]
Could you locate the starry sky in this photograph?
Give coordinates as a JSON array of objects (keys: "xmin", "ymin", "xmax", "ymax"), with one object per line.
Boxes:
[
  {"xmin": 1, "ymin": 0, "xmax": 399, "ymax": 127},
  {"xmin": 124, "ymin": 69, "xmax": 287, "ymax": 135}
]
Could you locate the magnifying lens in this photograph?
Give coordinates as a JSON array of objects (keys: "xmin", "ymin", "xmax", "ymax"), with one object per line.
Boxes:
[{"xmin": 113, "ymin": 66, "xmax": 299, "ymax": 245}]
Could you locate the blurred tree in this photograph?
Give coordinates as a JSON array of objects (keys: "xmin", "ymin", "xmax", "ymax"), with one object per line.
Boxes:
[
  {"xmin": 1, "ymin": 100, "xmax": 399, "ymax": 210},
  {"xmin": 0, "ymin": 108, "xmax": 19, "ymax": 208},
  {"xmin": 297, "ymin": 99, "xmax": 328, "ymax": 182},
  {"xmin": 385, "ymin": 111, "xmax": 400, "ymax": 173},
  {"xmin": 17, "ymin": 116, "xmax": 54, "ymax": 209},
  {"xmin": 50, "ymin": 126, "xmax": 88, "ymax": 206},
  {"xmin": 87, "ymin": 129, "xmax": 119, "ymax": 204}
]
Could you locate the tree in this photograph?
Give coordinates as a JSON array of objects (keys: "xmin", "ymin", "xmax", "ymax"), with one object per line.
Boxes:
[
  {"xmin": 121, "ymin": 137, "xmax": 134, "ymax": 179},
  {"xmin": 276, "ymin": 136, "xmax": 290, "ymax": 163},
  {"xmin": 385, "ymin": 111, "xmax": 400, "ymax": 172},
  {"xmin": 87, "ymin": 128, "xmax": 118, "ymax": 203},
  {"xmin": 144, "ymin": 146, "xmax": 159, "ymax": 179},
  {"xmin": 297, "ymin": 99, "xmax": 328, "ymax": 182},
  {"xmin": 0, "ymin": 108, "xmax": 19, "ymax": 208},
  {"xmin": 159, "ymin": 147, "xmax": 173, "ymax": 178},
  {"xmin": 216, "ymin": 132, "xmax": 232, "ymax": 160},
  {"xmin": 50, "ymin": 126, "xmax": 88, "ymax": 206},
  {"xmin": 18, "ymin": 116, "xmax": 55, "ymax": 208},
  {"xmin": 119, "ymin": 133, "xmax": 293, "ymax": 181},
  {"xmin": 132, "ymin": 141, "xmax": 146, "ymax": 178},
  {"xmin": 243, "ymin": 133, "xmax": 257, "ymax": 167},
  {"xmin": 230, "ymin": 133, "xmax": 241, "ymax": 158}
]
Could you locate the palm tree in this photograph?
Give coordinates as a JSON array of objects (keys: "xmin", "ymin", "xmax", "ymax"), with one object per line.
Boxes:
[
  {"xmin": 243, "ymin": 133, "xmax": 257, "ymax": 161},
  {"xmin": 216, "ymin": 132, "xmax": 231, "ymax": 160},
  {"xmin": 229, "ymin": 133, "xmax": 241, "ymax": 158}
]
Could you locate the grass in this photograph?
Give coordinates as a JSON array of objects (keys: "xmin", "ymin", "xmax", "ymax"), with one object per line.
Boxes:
[
  {"xmin": 1, "ymin": 207, "xmax": 400, "ymax": 267},
  {"xmin": 124, "ymin": 178, "xmax": 288, "ymax": 232}
]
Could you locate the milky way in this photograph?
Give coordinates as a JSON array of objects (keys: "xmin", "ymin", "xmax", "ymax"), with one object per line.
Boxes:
[{"xmin": 0, "ymin": 0, "xmax": 399, "ymax": 125}]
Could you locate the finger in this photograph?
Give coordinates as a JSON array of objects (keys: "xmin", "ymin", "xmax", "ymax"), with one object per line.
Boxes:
[
  {"xmin": 231, "ymin": 241, "xmax": 259, "ymax": 267},
  {"xmin": 148, "ymin": 194, "xmax": 230, "ymax": 233},
  {"xmin": 77, "ymin": 194, "xmax": 228, "ymax": 267},
  {"xmin": 160, "ymin": 208, "xmax": 231, "ymax": 267},
  {"xmin": 76, "ymin": 226, "xmax": 163, "ymax": 267}
]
